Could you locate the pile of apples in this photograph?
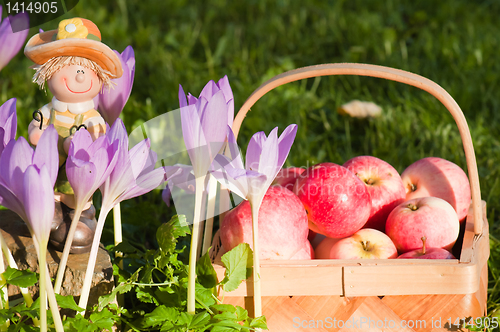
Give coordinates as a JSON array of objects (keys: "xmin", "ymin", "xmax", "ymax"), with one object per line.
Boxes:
[{"xmin": 219, "ymin": 156, "xmax": 471, "ymax": 261}]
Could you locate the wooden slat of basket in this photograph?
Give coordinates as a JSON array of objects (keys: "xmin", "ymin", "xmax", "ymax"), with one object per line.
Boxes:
[
  {"xmin": 215, "ymin": 264, "xmax": 344, "ymax": 297},
  {"xmin": 461, "ymin": 200, "xmax": 488, "ymax": 264},
  {"xmin": 343, "ymin": 264, "xmax": 478, "ymax": 296}
]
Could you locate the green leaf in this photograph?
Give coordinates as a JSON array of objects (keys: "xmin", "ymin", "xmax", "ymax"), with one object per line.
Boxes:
[
  {"xmin": 250, "ymin": 316, "xmax": 268, "ymax": 329},
  {"xmin": 55, "ymin": 294, "xmax": 84, "ymax": 312},
  {"xmin": 143, "ymin": 305, "xmax": 179, "ymax": 327},
  {"xmin": 97, "ymin": 282, "xmax": 133, "ymax": 310},
  {"xmin": 156, "ymin": 215, "xmax": 190, "ymax": 253},
  {"xmin": 89, "ymin": 308, "xmax": 116, "ymax": 331},
  {"xmin": 196, "ymin": 249, "xmax": 218, "ymax": 289},
  {"xmin": 195, "ymin": 283, "xmax": 217, "ymax": 309},
  {"xmin": 235, "ymin": 306, "xmax": 249, "ymax": 321},
  {"xmin": 188, "ymin": 311, "xmax": 210, "ymax": 329},
  {"xmin": 220, "ymin": 243, "xmax": 253, "ymax": 292},
  {"xmin": 113, "ymin": 240, "xmax": 139, "ymax": 254},
  {"xmin": 211, "ymin": 304, "xmax": 236, "ymax": 313},
  {"xmin": 2, "ymin": 267, "xmax": 38, "ymax": 288}
]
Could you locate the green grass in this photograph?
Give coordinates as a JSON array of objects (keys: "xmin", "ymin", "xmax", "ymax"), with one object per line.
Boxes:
[{"xmin": 2, "ymin": 0, "xmax": 500, "ymax": 318}]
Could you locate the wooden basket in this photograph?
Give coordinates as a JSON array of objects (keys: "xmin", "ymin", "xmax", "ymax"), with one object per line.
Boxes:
[{"xmin": 211, "ymin": 64, "xmax": 490, "ymax": 332}]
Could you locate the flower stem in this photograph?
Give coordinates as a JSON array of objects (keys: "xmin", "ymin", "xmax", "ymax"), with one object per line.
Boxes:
[
  {"xmin": 201, "ymin": 175, "xmax": 218, "ymax": 255},
  {"xmin": 78, "ymin": 206, "xmax": 111, "ymax": 315},
  {"xmin": 38, "ymin": 246, "xmax": 47, "ymax": 332},
  {"xmin": 30, "ymin": 238, "xmax": 64, "ymax": 332},
  {"xmin": 113, "ymin": 203, "xmax": 124, "ymax": 307},
  {"xmin": 44, "ymin": 261, "xmax": 64, "ymax": 332},
  {"xmin": 187, "ymin": 176, "xmax": 206, "ymax": 315},
  {"xmin": 250, "ymin": 200, "xmax": 263, "ymax": 318},
  {"xmin": 54, "ymin": 205, "xmax": 84, "ymax": 294},
  {"xmin": 0, "ymin": 246, "xmax": 8, "ymax": 332}
]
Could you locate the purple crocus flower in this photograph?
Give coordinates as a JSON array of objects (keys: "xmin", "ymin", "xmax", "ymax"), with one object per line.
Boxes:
[
  {"xmin": 212, "ymin": 124, "xmax": 298, "ymax": 204},
  {"xmin": 100, "ymin": 118, "xmax": 165, "ymax": 209},
  {"xmin": 66, "ymin": 128, "xmax": 120, "ymax": 209},
  {"xmin": 0, "ymin": 7, "xmax": 29, "ymax": 71},
  {"xmin": 163, "ymin": 77, "xmax": 233, "ymax": 205},
  {"xmin": 179, "ymin": 75, "xmax": 234, "ymax": 129},
  {"xmin": 0, "ymin": 125, "xmax": 58, "ymax": 237},
  {"xmin": 0, "ymin": 98, "xmax": 17, "ymax": 155},
  {"xmin": 97, "ymin": 46, "xmax": 135, "ymax": 125},
  {"xmin": 23, "ymin": 165, "xmax": 54, "ymax": 243}
]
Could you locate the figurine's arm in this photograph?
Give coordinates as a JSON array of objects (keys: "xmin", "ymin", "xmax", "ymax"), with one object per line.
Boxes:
[{"xmin": 28, "ymin": 104, "xmax": 51, "ymax": 146}]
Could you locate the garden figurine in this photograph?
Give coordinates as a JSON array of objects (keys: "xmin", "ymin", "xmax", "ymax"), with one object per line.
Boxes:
[{"xmin": 24, "ymin": 18, "xmax": 123, "ymax": 253}]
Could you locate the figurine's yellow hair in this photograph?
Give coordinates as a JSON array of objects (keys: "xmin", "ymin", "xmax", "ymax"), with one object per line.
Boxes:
[{"xmin": 32, "ymin": 55, "xmax": 115, "ymax": 90}]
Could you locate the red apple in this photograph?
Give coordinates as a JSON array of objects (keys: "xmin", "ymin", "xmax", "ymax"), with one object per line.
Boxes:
[
  {"xmin": 314, "ymin": 237, "xmax": 340, "ymax": 259},
  {"xmin": 293, "ymin": 163, "xmax": 371, "ymax": 239},
  {"xmin": 385, "ymin": 197, "xmax": 460, "ymax": 253},
  {"xmin": 290, "ymin": 240, "xmax": 315, "ymax": 259},
  {"xmin": 398, "ymin": 236, "xmax": 455, "ymax": 259},
  {"xmin": 343, "ymin": 156, "xmax": 406, "ymax": 231},
  {"xmin": 220, "ymin": 186, "xmax": 309, "ymax": 260},
  {"xmin": 329, "ymin": 228, "xmax": 398, "ymax": 259},
  {"xmin": 273, "ymin": 167, "xmax": 305, "ymax": 191},
  {"xmin": 401, "ymin": 157, "xmax": 471, "ymax": 222}
]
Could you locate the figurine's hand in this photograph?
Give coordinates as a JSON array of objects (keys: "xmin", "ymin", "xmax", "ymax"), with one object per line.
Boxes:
[
  {"xmin": 63, "ymin": 134, "xmax": 74, "ymax": 155},
  {"xmin": 28, "ymin": 120, "xmax": 47, "ymax": 146}
]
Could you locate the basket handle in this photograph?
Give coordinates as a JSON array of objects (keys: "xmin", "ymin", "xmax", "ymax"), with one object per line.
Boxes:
[{"xmin": 232, "ymin": 63, "xmax": 483, "ymax": 235}]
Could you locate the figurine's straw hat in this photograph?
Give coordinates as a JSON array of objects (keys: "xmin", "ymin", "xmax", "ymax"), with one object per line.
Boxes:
[{"xmin": 24, "ymin": 18, "xmax": 123, "ymax": 77}]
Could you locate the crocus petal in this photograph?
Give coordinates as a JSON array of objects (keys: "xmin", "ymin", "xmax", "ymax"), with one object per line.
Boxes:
[
  {"xmin": 0, "ymin": 98, "xmax": 17, "ymax": 146},
  {"xmin": 187, "ymin": 93, "xmax": 198, "ymax": 106},
  {"xmin": 0, "ymin": 12, "xmax": 29, "ymax": 71},
  {"xmin": 32, "ymin": 125, "xmax": 58, "ymax": 186},
  {"xmin": 106, "ymin": 118, "xmax": 128, "ymax": 151},
  {"xmin": 178, "ymin": 85, "xmax": 188, "ymax": 108},
  {"xmin": 23, "ymin": 165, "xmax": 54, "ymax": 242},
  {"xmin": 0, "ymin": 128, "xmax": 4, "ymax": 156},
  {"xmin": 277, "ymin": 124, "xmax": 298, "ymax": 168},
  {"xmin": 258, "ymin": 127, "xmax": 279, "ymax": 179},
  {"xmin": 69, "ymin": 129, "xmax": 93, "ymax": 161},
  {"xmin": 128, "ymin": 139, "xmax": 151, "ymax": 179},
  {"xmin": 199, "ymin": 80, "xmax": 218, "ymax": 101},
  {"xmin": 199, "ymin": 90, "xmax": 228, "ymax": 158},
  {"xmin": 98, "ymin": 46, "xmax": 135, "ymax": 125},
  {"xmin": 245, "ymin": 131, "xmax": 266, "ymax": 171},
  {"xmin": 216, "ymin": 76, "xmax": 234, "ymax": 126},
  {"xmin": 226, "ymin": 126, "xmax": 244, "ymax": 169},
  {"xmin": 118, "ymin": 167, "xmax": 165, "ymax": 202},
  {"xmin": 0, "ymin": 137, "xmax": 33, "ymax": 195},
  {"xmin": 66, "ymin": 156, "xmax": 97, "ymax": 203},
  {"xmin": 0, "ymin": 183, "xmax": 26, "ymax": 221}
]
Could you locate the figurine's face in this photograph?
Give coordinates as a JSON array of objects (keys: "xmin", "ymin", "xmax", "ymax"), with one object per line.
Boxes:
[{"xmin": 47, "ymin": 64, "xmax": 101, "ymax": 103}]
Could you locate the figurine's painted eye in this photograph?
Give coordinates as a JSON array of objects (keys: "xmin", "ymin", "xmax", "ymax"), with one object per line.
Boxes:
[
  {"xmin": 81, "ymin": 70, "xmax": 85, "ymax": 74},
  {"xmin": 77, "ymin": 70, "xmax": 81, "ymax": 73}
]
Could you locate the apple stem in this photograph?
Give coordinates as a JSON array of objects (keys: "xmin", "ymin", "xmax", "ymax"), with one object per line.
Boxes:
[
  {"xmin": 421, "ymin": 236, "xmax": 427, "ymax": 255},
  {"xmin": 362, "ymin": 241, "xmax": 371, "ymax": 251},
  {"xmin": 409, "ymin": 183, "xmax": 417, "ymax": 192},
  {"xmin": 407, "ymin": 203, "xmax": 418, "ymax": 211},
  {"xmin": 365, "ymin": 178, "xmax": 375, "ymax": 185}
]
